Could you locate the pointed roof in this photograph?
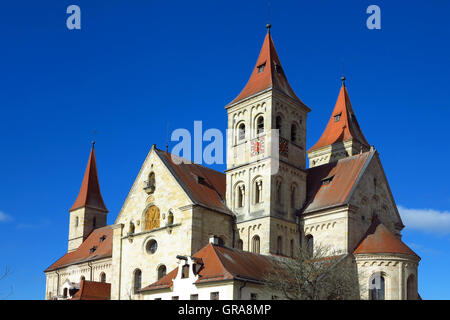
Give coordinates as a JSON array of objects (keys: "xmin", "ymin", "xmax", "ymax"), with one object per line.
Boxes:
[
  {"xmin": 353, "ymin": 217, "xmax": 419, "ymax": 258},
  {"xmin": 69, "ymin": 144, "xmax": 108, "ymax": 213},
  {"xmin": 227, "ymin": 28, "xmax": 305, "ymax": 107},
  {"xmin": 308, "ymin": 82, "xmax": 369, "ymax": 152}
]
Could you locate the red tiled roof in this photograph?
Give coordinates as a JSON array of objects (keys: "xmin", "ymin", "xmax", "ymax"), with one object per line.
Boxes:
[
  {"xmin": 303, "ymin": 151, "xmax": 373, "ymax": 213},
  {"xmin": 71, "ymin": 280, "xmax": 111, "ymax": 300},
  {"xmin": 45, "ymin": 226, "xmax": 113, "ymax": 272},
  {"xmin": 141, "ymin": 243, "xmax": 280, "ymax": 291},
  {"xmin": 308, "ymin": 84, "xmax": 369, "ymax": 153},
  {"xmin": 227, "ymin": 30, "xmax": 307, "ymax": 107},
  {"xmin": 70, "ymin": 145, "xmax": 108, "ymax": 213},
  {"xmin": 156, "ymin": 149, "xmax": 231, "ymax": 215},
  {"xmin": 354, "ymin": 218, "xmax": 419, "ymax": 258}
]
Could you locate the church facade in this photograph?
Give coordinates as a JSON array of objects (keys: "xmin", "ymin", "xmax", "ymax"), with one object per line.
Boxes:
[{"xmin": 44, "ymin": 27, "xmax": 420, "ymax": 300}]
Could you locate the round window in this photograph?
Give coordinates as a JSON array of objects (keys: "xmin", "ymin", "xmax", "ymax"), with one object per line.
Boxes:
[{"xmin": 146, "ymin": 239, "xmax": 158, "ymax": 254}]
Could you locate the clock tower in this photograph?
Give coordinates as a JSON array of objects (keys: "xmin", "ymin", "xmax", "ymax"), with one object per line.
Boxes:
[{"xmin": 225, "ymin": 25, "xmax": 310, "ymax": 256}]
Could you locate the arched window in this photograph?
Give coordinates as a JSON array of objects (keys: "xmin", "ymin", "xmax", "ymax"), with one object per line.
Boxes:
[
  {"xmin": 276, "ymin": 116, "xmax": 282, "ymax": 131},
  {"xmin": 158, "ymin": 265, "xmax": 167, "ymax": 280},
  {"xmin": 144, "ymin": 205, "xmax": 160, "ymax": 231},
  {"xmin": 100, "ymin": 272, "xmax": 106, "ymax": 283},
  {"xmin": 407, "ymin": 274, "xmax": 416, "ymax": 300},
  {"xmin": 238, "ymin": 123, "xmax": 246, "ymax": 141},
  {"xmin": 277, "ymin": 236, "xmax": 283, "ymax": 255},
  {"xmin": 291, "ymin": 186, "xmax": 296, "ymax": 209},
  {"xmin": 252, "ymin": 235, "xmax": 260, "ymax": 254},
  {"xmin": 236, "ymin": 239, "xmax": 243, "ymax": 250},
  {"xmin": 369, "ymin": 273, "xmax": 385, "ymax": 300},
  {"xmin": 181, "ymin": 264, "xmax": 190, "ymax": 279},
  {"xmin": 145, "ymin": 172, "xmax": 156, "ymax": 194},
  {"xmin": 129, "ymin": 221, "xmax": 135, "ymax": 234},
  {"xmin": 290, "ymin": 239, "xmax": 294, "ymax": 257},
  {"xmin": 167, "ymin": 211, "xmax": 174, "ymax": 225},
  {"xmin": 63, "ymin": 288, "xmax": 68, "ymax": 298},
  {"xmin": 291, "ymin": 123, "xmax": 297, "ymax": 142},
  {"xmin": 254, "ymin": 179, "xmax": 263, "ymax": 204},
  {"xmin": 133, "ymin": 269, "xmax": 142, "ymax": 294},
  {"xmin": 236, "ymin": 184, "xmax": 245, "ymax": 208},
  {"xmin": 306, "ymin": 235, "xmax": 314, "ymax": 256},
  {"xmin": 256, "ymin": 116, "xmax": 264, "ymax": 134},
  {"xmin": 218, "ymin": 237, "xmax": 225, "ymax": 246}
]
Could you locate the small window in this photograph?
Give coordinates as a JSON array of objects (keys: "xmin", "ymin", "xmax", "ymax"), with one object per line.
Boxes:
[
  {"xmin": 145, "ymin": 172, "xmax": 156, "ymax": 194},
  {"xmin": 238, "ymin": 123, "xmax": 246, "ymax": 141},
  {"xmin": 89, "ymin": 246, "xmax": 97, "ymax": 254},
  {"xmin": 334, "ymin": 113, "xmax": 341, "ymax": 122},
  {"xmin": 237, "ymin": 184, "xmax": 245, "ymax": 208},
  {"xmin": 93, "ymin": 217, "xmax": 96, "ymax": 228},
  {"xmin": 236, "ymin": 239, "xmax": 243, "ymax": 250},
  {"xmin": 252, "ymin": 235, "xmax": 260, "ymax": 254},
  {"xmin": 133, "ymin": 269, "xmax": 142, "ymax": 293},
  {"xmin": 321, "ymin": 176, "xmax": 334, "ymax": 185},
  {"xmin": 146, "ymin": 240, "xmax": 158, "ymax": 254},
  {"xmin": 190, "ymin": 294, "xmax": 199, "ymax": 300},
  {"xmin": 255, "ymin": 179, "xmax": 263, "ymax": 204},
  {"xmin": 277, "ymin": 236, "xmax": 283, "ymax": 255},
  {"xmin": 276, "ymin": 116, "xmax": 282, "ymax": 131},
  {"xmin": 75, "ymin": 216, "xmax": 79, "ymax": 228},
  {"xmin": 291, "ymin": 124, "xmax": 297, "ymax": 142},
  {"xmin": 157, "ymin": 265, "xmax": 167, "ymax": 280},
  {"xmin": 257, "ymin": 63, "xmax": 266, "ymax": 73},
  {"xmin": 369, "ymin": 274, "xmax": 385, "ymax": 300},
  {"xmin": 99, "ymin": 235, "xmax": 106, "ymax": 242},
  {"xmin": 63, "ymin": 288, "xmax": 68, "ymax": 298},
  {"xmin": 181, "ymin": 264, "xmax": 190, "ymax": 279},
  {"xmin": 172, "ymin": 296, "xmax": 179, "ymax": 300},
  {"xmin": 167, "ymin": 211, "xmax": 174, "ymax": 225},
  {"xmin": 250, "ymin": 293, "xmax": 258, "ymax": 300},
  {"xmin": 306, "ymin": 235, "xmax": 314, "ymax": 257},
  {"xmin": 217, "ymin": 237, "xmax": 225, "ymax": 246},
  {"xmin": 210, "ymin": 292, "xmax": 219, "ymax": 300},
  {"xmin": 290, "ymin": 239, "xmax": 294, "ymax": 258},
  {"xmin": 256, "ymin": 116, "xmax": 264, "ymax": 134},
  {"xmin": 290, "ymin": 186, "xmax": 296, "ymax": 209},
  {"xmin": 100, "ymin": 272, "xmax": 106, "ymax": 283}
]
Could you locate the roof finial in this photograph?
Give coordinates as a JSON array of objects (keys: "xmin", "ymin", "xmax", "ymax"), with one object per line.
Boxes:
[
  {"xmin": 92, "ymin": 130, "xmax": 97, "ymax": 148},
  {"xmin": 341, "ymin": 75, "xmax": 346, "ymax": 87},
  {"xmin": 266, "ymin": 23, "xmax": 271, "ymax": 33}
]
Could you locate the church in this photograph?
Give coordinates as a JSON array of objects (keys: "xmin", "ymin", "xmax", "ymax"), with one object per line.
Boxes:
[{"xmin": 44, "ymin": 25, "xmax": 420, "ymax": 300}]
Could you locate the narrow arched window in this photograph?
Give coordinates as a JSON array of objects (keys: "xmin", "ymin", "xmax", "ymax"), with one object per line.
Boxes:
[
  {"xmin": 75, "ymin": 216, "xmax": 79, "ymax": 228},
  {"xmin": 238, "ymin": 123, "xmax": 246, "ymax": 141},
  {"xmin": 167, "ymin": 211, "xmax": 174, "ymax": 225},
  {"xmin": 252, "ymin": 235, "xmax": 260, "ymax": 254},
  {"xmin": 236, "ymin": 184, "xmax": 245, "ymax": 208},
  {"xmin": 255, "ymin": 179, "xmax": 262, "ymax": 204},
  {"xmin": 276, "ymin": 180, "xmax": 282, "ymax": 205},
  {"xmin": 145, "ymin": 172, "xmax": 156, "ymax": 194},
  {"xmin": 291, "ymin": 123, "xmax": 297, "ymax": 142},
  {"xmin": 369, "ymin": 273, "xmax": 385, "ymax": 300},
  {"xmin": 63, "ymin": 288, "xmax": 68, "ymax": 298},
  {"xmin": 129, "ymin": 221, "xmax": 135, "ymax": 234},
  {"xmin": 276, "ymin": 116, "xmax": 282, "ymax": 131},
  {"xmin": 100, "ymin": 272, "xmax": 106, "ymax": 283},
  {"xmin": 256, "ymin": 116, "xmax": 264, "ymax": 134},
  {"xmin": 277, "ymin": 236, "xmax": 283, "ymax": 255},
  {"xmin": 158, "ymin": 265, "xmax": 167, "ymax": 280},
  {"xmin": 236, "ymin": 239, "xmax": 243, "ymax": 250},
  {"xmin": 306, "ymin": 235, "xmax": 314, "ymax": 257},
  {"xmin": 407, "ymin": 274, "xmax": 416, "ymax": 300},
  {"xmin": 290, "ymin": 239, "xmax": 294, "ymax": 257},
  {"xmin": 291, "ymin": 186, "xmax": 296, "ymax": 209},
  {"xmin": 133, "ymin": 269, "xmax": 142, "ymax": 294}
]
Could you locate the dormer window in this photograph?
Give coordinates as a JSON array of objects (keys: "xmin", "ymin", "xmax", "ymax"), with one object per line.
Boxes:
[
  {"xmin": 197, "ymin": 176, "xmax": 206, "ymax": 185},
  {"xmin": 334, "ymin": 113, "xmax": 342, "ymax": 122},
  {"xmin": 99, "ymin": 235, "xmax": 106, "ymax": 242},
  {"xmin": 257, "ymin": 62, "xmax": 266, "ymax": 73},
  {"xmin": 321, "ymin": 176, "xmax": 334, "ymax": 185},
  {"xmin": 89, "ymin": 246, "xmax": 97, "ymax": 254}
]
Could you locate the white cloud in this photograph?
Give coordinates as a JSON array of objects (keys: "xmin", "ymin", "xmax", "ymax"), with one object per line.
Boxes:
[
  {"xmin": 398, "ymin": 205, "xmax": 450, "ymax": 235},
  {"xmin": 0, "ymin": 211, "xmax": 12, "ymax": 222}
]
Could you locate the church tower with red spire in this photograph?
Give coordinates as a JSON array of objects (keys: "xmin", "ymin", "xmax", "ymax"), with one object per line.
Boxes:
[
  {"xmin": 67, "ymin": 143, "xmax": 108, "ymax": 252},
  {"xmin": 307, "ymin": 77, "xmax": 371, "ymax": 167},
  {"xmin": 225, "ymin": 25, "xmax": 310, "ymax": 255}
]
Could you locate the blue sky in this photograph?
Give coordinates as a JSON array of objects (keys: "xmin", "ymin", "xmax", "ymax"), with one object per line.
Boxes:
[{"xmin": 0, "ymin": 0, "xmax": 449, "ymax": 299}]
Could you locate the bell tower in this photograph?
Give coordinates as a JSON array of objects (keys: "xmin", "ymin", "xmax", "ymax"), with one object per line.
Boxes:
[
  {"xmin": 68, "ymin": 142, "xmax": 108, "ymax": 252},
  {"xmin": 225, "ymin": 25, "xmax": 310, "ymax": 256}
]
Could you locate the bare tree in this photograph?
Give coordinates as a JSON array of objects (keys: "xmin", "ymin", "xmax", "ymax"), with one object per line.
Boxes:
[
  {"xmin": 0, "ymin": 266, "xmax": 13, "ymax": 300},
  {"xmin": 265, "ymin": 245, "xmax": 360, "ymax": 300}
]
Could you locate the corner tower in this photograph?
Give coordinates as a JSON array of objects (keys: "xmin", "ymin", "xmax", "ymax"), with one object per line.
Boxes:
[
  {"xmin": 307, "ymin": 78, "xmax": 370, "ymax": 167},
  {"xmin": 225, "ymin": 25, "xmax": 310, "ymax": 256},
  {"xmin": 68, "ymin": 142, "xmax": 108, "ymax": 252}
]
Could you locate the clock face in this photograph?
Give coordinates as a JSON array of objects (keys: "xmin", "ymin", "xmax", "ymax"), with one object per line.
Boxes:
[
  {"xmin": 251, "ymin": 137, "xmax": 265, "ymax": 156},
  {"xmin": 279, "ymin": 137, "xmax": 289, "ymax": 157}
]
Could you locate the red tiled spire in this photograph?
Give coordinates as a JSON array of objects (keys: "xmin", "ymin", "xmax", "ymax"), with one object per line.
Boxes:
[
  {"xmin": 308, "ymin": 80, "xmax": 369, "ymax": 152},
  {"xmin": 228, "ymin": 26, "xmax": 304, "ymax": 106},
  {"xmin": 69, "ymin": 144, "xmax": 108, "ymax": 213}
]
